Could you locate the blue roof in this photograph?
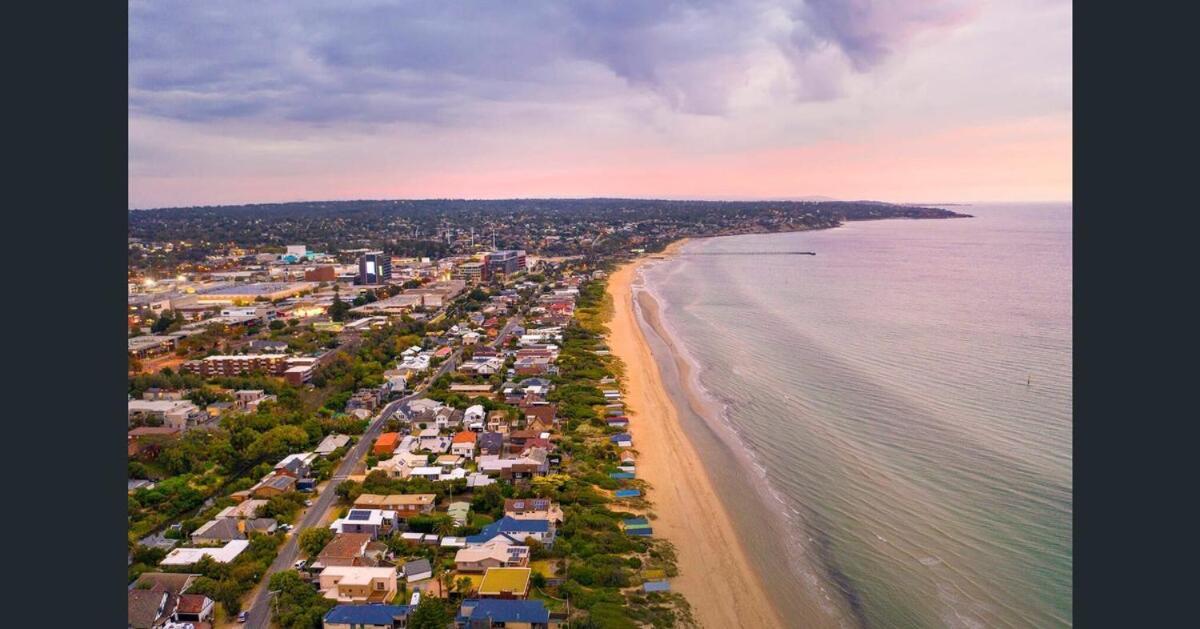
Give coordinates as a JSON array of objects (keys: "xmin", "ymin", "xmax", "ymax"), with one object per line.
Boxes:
[
  {"xmin": 466, "ymin": 517, "xmax": 549, "ymax": 544},
  {"xmin": 491, "ymin": 516, "xmax": 549, "ymax": 533},
  {"xmin": 610, "ymin": 472, "xmax": 635, "ymax": 479},
  {"xmin": 614, "ymin": 489, "xmax": 641, "ymax": 498},
  {"xmin": 610, "ymin": 433, "xmax": 632, "ymax": 442},
  {"xmin": 324, "ymin": 604, "xmax": 409, "ymax": 625},
  {"xmin": 643, "ymin": 580, "xmax": 671, "ymax": 592},
  {"xmin": 462, "ymin": 599, "xmax": 550, "ymax": 623}
]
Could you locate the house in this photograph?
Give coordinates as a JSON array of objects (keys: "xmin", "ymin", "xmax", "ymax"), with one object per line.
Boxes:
[
  {"xmin": 476, "ymin": 567, "xmax": 532, "ymax": 599},
  {"xmin": 134, "ymin": 572, "xmax": 198, "ymax": 598},
  {"xmin": 408, "ymin": 466, "xmax": 443, "ymax": 481},
  {"xmin": 418, "ymin": 429, "xmax": 453, "ymax": 453},
  {"xmin": 235, "ymin": 389, "xmax": 277, "ymax": 411},
  {"xmin": 251, "ymin": 474, "xmax": 297, "ymax": 498},
  {"xmin": 315, "ymin": 433, "xmax": 352, "ymax": 456},
  {"xmin": 215, "ymin": 499, "xmax": 268, "ymax": 520},
  {"xmin": 329, "ymin": 509, "xmax": 397, "ymax": 538},
  {"xmin": 522, "ymin": 405, "xmax": 557, "ymax": 432},
  {"xmin": 455, "ymin": 542, "xmax": 530, "ymax": 573},
  {"xmin": 503, "ymin": 499, "xmax": 565, "ymax": 524},
  {"xmin": 466, "ymin": 517, "xmax": 555, "ymax": 547},
  {"xmin": 464, "ymin": 404, "xmax": 486, "ymax": 426},
  {"xmin": 274, "ymin": 452, "xmax": 317, "ymax": 478},
  {"xmin": 319, "ymin": 566, "xmax": 398, "ymax": 604},
  {"xmin": 353, "ymin": 494, "xmax": 437, "ymax": 521},
  {"xmin": 370, "ymin": 451, "xmax": 424, "ymax": 479},
  {"xmin": 479, "ymin": 432, "xmax": 504, "ymax": 456},
  {"xmin": 315, "ymin": 532, "xmax": 378, "ymax": 568},
  {"xmin": 436, "ymin": 454, "xmax": 465, "ymax": 472},
  {"xmin": 128, "ymin": 399, "xmax": 202, "ymax": 431},
  {"xmin": 173, "ymin": 593, "xmax": 215, "ymax": 623},
  {"xmin": 161, "ymin": 540, "xmax": 250, "ymax": 566},
  {"xmin": 457, "ymin": 599, "xmax": 556, "ymax": 629},
  {"xmin": 190, "ymin": 517, "xmax": 246, "ymax": 544},
  {"xmin": 128, "ymin": 589, "xmax": 174, "ymax": 629},
  {"xmin": 402, "ymin": 558, "xmax": 433, "ymax": 583},
  {"xmin": 451, "ymin": 431, "xmax": 478, "ymax": 458},
  {"xmin": 486, "ymin": 410, "xmax": 510, "ymax": 432},
  {"xmin": 374, "ymin": 432, "xmax": 401, "ymax": 456},
  {"xmin": 324, "ymin": 604, "xmax": 411, "ymax": 629},
  {"xmin": 477, "ymin": 448, "xmax": 549, "ymax": 481}
]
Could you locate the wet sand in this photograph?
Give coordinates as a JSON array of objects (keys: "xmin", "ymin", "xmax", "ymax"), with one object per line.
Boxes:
[{"xmin": 606, "ymin": 242, "xmax": 785, "ymax": 629}]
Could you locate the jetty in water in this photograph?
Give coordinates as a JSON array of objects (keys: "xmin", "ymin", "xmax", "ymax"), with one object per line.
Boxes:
[{"xmin": 678, "ymin": 251, "xmax": 816, "ymax": 256}]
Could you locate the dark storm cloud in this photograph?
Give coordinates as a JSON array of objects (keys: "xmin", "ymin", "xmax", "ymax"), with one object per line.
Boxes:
[{"xmin": 129, "ymin": 0, "xmax": 978, "ymax": 123}]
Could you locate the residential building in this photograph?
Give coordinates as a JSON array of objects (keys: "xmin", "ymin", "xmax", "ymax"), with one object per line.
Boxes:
[
  {"xmin": 319, "ymin": 566, "xmax": 398, "ymax": 604},
  {"xmin": 451, "ymin": 431, "xmax": 478, "ymax": 458},
  {"xmin": 323, "ymin": 604, "xmax": 411, "ymax": 629},
  {"xmin": 128, "ymin": 589, "xmax": 173, "ymax": 629},
  {"xmin": 189, "ymin": 518, "xmax": 246, "ymax": 544},
  {"xmin": 315, "ymin": 433, "xmax": 352, "ymax": 455},
  {"xmin": 374, "ymin": 432, "xmax": 401, "ymax": 456},
  {"xmin": 476, "ymin": 567, "xmax": 532, "ymax": 599},
  {"xmin": 160, "ymin": 540, "xmax": 250, "ymax": 566},
  {"xmin": 329, "ymin": 509, "xmax": 397, "ymax": 538},
  {"xmin": 128, "ymin": 400, "xmax": 201, "ymax": 431},
  {"xmin": 454, "ymin": 542, "xmax": 529, "ymax": 573},
  {"xmin": 251, "ymin": 473, "xmax": 297, "ymax": 498},
  {"xmin": 503, "ymin": 499, "xmax": 565, "ymax": 524},
  {"xmin": 466, "ymin": 517, "xmax": 555, "ymax": 547},
  {"xmin": 181, "ymin": 354, "xmax": 290, "ymax": 377},
  {"xmin": 274, "ymin": 452, "xmax": 317, "ymax": 478},
  {"xmin": 457, "ymin": 599, "xmax": 556, "ymax": 629},
  {"xmin": 353, "ymin": 494, "xmax": 437, "ymax": 521},
  {"xmin": 315, "ymin": 533, "xmax": 379, "ymax": 568},
  {"xmin": 172, "ymin": 594, "xmax": 215, "ymax": 624},
  {"xmin": 402, "ymin": 558, "xmax": 433, "ymax": 583}
]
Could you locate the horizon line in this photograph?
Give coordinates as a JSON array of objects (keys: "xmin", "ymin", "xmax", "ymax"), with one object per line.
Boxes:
[{"xmin": 128, "ymin": 195, "xmax": 1073, "ymax": 212}]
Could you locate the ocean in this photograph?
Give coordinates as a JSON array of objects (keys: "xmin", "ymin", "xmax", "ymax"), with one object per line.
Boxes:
[{"xmin": 632, "ymin": 203, "xmax": 1072, "ymax": 628}]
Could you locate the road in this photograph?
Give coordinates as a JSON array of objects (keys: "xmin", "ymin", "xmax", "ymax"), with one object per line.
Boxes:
[{"xmin": 243, "ymin": 349, "xmax": 460, "ymax": 628}]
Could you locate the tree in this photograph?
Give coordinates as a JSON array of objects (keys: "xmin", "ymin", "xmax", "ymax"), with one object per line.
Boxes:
[
  {"xmin": 269, "ymin": 570, "xmax": 335, "ymax": 629},
  {"xmin": 408, "ymin": 596, "xmax": 453, "ymax": 629},
  {"xmin": 269, "ymin": 319, "xmax": 286, "ymax": 330},
  {"xmin": 329, "ymin": 287, "xmax": 351, "ymax": 322},
  {"xmin": 455, "ymin": 576, "xmax": 473, "ymax": 598},
  {"xmin": 299, "ymin": 527, "xmax": 334, "ymax": 558},
  {"xmin": 151, "ymin": 310, "xmax": 176, "ymax": 333}
]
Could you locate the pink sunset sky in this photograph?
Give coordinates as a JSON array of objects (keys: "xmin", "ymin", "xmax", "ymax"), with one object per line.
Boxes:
[{"xmin": 129, "ymin": 1, "xmax": 1071, "ymax": 208}]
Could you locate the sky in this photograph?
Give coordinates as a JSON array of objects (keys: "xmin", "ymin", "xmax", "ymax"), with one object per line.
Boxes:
[{"xmin": 128, "ymin": 0, "xmax": 1072, "ymax": 209}]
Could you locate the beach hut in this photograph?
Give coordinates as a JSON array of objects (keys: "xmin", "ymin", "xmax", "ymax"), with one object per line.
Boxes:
[
  {"xmin": 609, "ymin": 472, "xmax": 635, "ymax": 480},
  {"xmin": 642, "ymin": 580, "xmax": 671, "ymax": 593},
  {"xmin": 621, "ymin": 517, "xmax": 653, "ymax": 537},
  {"xmin": 614, "ymin": 489, "xmax": 641, "ymax": 499}
]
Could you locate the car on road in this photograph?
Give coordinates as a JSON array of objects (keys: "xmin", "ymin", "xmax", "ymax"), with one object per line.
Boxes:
[
  {"xmin": 237, "ymin": 611, "xmax": 248, "ymax": 623},
  {"xmin": 304, "ymin": 499, "xmax": 313, "ymax": 507}
]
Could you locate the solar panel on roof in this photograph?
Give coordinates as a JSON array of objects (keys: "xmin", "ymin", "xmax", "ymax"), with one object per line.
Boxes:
[{"xmin": 347, "ymin": 510, "xmax": 372, "ymax": 521}]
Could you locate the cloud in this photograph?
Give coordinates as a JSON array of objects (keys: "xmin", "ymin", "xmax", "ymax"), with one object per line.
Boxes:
[{"xmin": 129, "ymin": 0, "xmax": 980, "ymax": 123}]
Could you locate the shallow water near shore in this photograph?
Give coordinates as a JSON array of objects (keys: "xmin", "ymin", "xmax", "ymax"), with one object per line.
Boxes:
[{"xmin": 634, "ymin": 203, "xmax": 1072, "ymax": 628}]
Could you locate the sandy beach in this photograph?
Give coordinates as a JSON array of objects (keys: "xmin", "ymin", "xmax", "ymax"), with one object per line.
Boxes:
[{"xmin": 606, "ymin": 242, "xmax": 786, "ymax": 629}]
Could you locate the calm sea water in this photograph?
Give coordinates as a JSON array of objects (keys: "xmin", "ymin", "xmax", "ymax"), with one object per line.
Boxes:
[{"xmin": 636, "ymin": 203, "xmax": 1072, "ymax": 628}]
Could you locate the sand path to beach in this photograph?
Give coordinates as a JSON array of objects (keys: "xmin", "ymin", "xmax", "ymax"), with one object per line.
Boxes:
[{"xmin": 607, "ymin": 247, "xmax": 785, "ymax": 629}]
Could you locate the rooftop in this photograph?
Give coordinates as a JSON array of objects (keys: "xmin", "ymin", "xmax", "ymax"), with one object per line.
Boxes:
[{"xmin": 477, "ymin": 567, "xmax": 532, "ymax": 596}]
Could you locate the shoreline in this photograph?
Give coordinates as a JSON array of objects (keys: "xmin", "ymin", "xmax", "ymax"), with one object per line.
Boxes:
[{"xmin": 606, "ymin": 240, "xmax": 787, "ymax": 629}]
